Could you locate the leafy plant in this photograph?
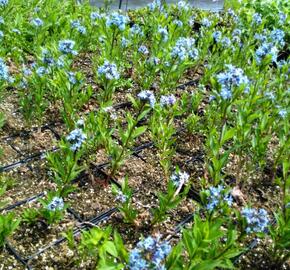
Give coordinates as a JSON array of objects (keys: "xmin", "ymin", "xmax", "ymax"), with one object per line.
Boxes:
[{"xmin": 112, "ymin": 176, "xmax": 138, "ymax": 224}]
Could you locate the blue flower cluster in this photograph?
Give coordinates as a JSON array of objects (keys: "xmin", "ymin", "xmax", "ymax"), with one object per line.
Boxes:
[
  {"xmin": 206, "ymin": 185, "xmax": 233, "ymax": 211},
  {"xmin": 269, "ymin": 29, "xmax": 285, "ymax": 47},
  {"xmin": 97, "ymin": 60, "xmax": 120, "ymax": 80},
  {"xmin": 47, "ymin": 197, "xmax": 64, "ymax": 211},
  {"xmin": 241, "ymin": 208, "xmax": 269, "ymax": 233},
  {"xmin": 31, "ymin": 17, "xmax": 43, "ymax": 27},
  {"xmin": 71, "ymin": 20, "xmax": 86, "ymax": 35},
  {"xmin": 137, "ymin": 90, "xmax": 156, "ymax": 108},
  {"xmin": 177, "ymin": 1, "xmax": 190, "ymax": 11},
  {"xmin": 171, "ymin": 37, "xmax": 198, "ymax": 61},
  {"xmin": 201, "ymin": 18, "xmax": 212, "ymax": 27},
  {"xmin": 0, "ymin": 0, "xmax": 8, "ymax": 8},
  {"xmin": 58, "ymin": 40, "xmax": 77, "ymax": 55},
  {"xmin": 0, "ymin": 58, "xmax": 10, "ymax": 81},
  {"xmin": 36, "ymin": 66, "xmax": 48, "ymax": 77},
  {"xmin": 252, "ymin": 13, "xmax": 262, "ymax": 25},
  {"xmin": 90, "ymin": 12, "xmax": 103, "ymax": 21},
  {"xmin": 160, "ymin": 94, "xmax": 176, "ymax": 107},
  {"xmin": 130, "ymin": 24, "xmax": 143, "ymax": 36},
  {"xmin": 138, "ymin": 45, "xmax": 149, "ymax": 55},
  {"xmin": 217, "ymin": 65, "xmax": 249, "ymax": 99},
  {"xmin": 158, "ymin": 26, "xmax": 168, "ymax": 42},
  {"xmin": 67, "ymin": 72, "xmax": 77, "ymax": 85},
  {"xmin": 106, "ymin": 12, "xmax": 128, "ymax": 31},
  {"xmin": 115, "ymin": 190, "xmax": 128, "ymax": 203},
  {"xmin": 148, "ymin": 0, "xmax": 163, "ymax": 11},
  {"xmin": 129, "ymin": 236, "xmax": 171, "ymax": 270},
  {"xmin": 255, "ymin": 42, "xmax": 278, "ymax": 64},
  {"xmin": 171, "ymin": 170, "xmax": 189, "ymax": 187},
  {"xmin": 213, "ymin": 31, "xmax": 222, "ymax": 42},
  {"xmin": 42, "ymin": 49, "xmax": 54, "ymax": 66},
  {"xmin": 66, "ymin": 128, "xmax": 86, "ymax": 151}
]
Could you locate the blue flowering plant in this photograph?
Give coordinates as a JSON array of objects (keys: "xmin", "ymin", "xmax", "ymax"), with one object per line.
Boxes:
[
  {"xmin": 200, "ymin": 185, "xmax": 233, "ymax": 219},
  {"xmin": 112, "ymin": 176, "xmax": 138, "ymax": 224},
  {"xmin": 46, "ymin": 128, "xmax": 86, "ymax": 197},
  {"xmin": 151, "ymin": 168, "xmax": 190, "ymax": 225},
  {"xmin": 39, "ymin": 192, "xmax": 67, "ymax": 225},
  {"xmin": 107, "ymin": 92, "xmax": 152, "ymax": 177},
  {"xmin": 96, "ymin": 59, "xmax": 121, "ymax": 101}
]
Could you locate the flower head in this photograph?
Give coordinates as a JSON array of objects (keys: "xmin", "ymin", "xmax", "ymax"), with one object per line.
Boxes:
[
  {"xmin": 217, "ymin": 65, "xmax": 249, "ymax": 99},
  {"xmin": 138, "ymin": 45, "xmax": 149, "ymax": 55},
  {"xmin": 137, "ymin": 90, "xmax": 156, "ymax": 108},
  {"xmin": 171, "ymin": 37, "xmax": 198, "ymax": 61},
  {"xmin": 47, "ymin": 197, "xmax": 64, "ymax": 211},
  {"xmin": 206, "ymin": 185, "xmax": 233, "ymax": 211},
  {"xmin": 66, "ymin": 128, "xmax": 86, "ymax": 151},
  {"xmin": 160, "ymin": 94, "xmax": 176, "ymax": 107},
  {"xmin": 0, "ymin": 0, "xmax": 8, "ymax": 8},
  {"xmin": 0, "ymin": 58, "xmax": 10, "ymax": 81},
  {"xmin": 171, "ymin": 170, "xmax": 189, "ymax": 187},
  {"xmin": 252, "ymin": 13, "xmax": 262, "ymax": 25},
  {"xmin": 130, "ymin": 236, "xmax": 171, "ymax": 270},
  {"xmin": 255, "ymin": 42, "xmax": 278, "ymax": 64},
  {"xmin": 241, "ymin": 208, "xmax": 269, "ymax": 233},
  {"xmin": 98, "ymin": 60, "xmax": 120, "ymax": 80},
  {"xmin": 31, "ymin": 17, "xmax": 43, "ymax": 27},
  {"xmin": 106, "ymin": 12, "xmax": 128, "ymax": 31},
  {"xmin": 58, "ymin": 40, "xmax": 77, "ymax": 55}
]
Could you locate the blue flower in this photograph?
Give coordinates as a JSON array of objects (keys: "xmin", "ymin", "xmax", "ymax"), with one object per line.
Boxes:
[
  {"xmin": 90, "ymin": 12, "xmax": 103, "ymax": 21},
  {"xmin": 252, "ymin": 13, "xmax": 262, "ymax": 25},
  {"xmin": 148, "ymin": 0, "xmax": 163, "ymax": 11},
  {"xmin": 270, "ymin": 29, "xmax": 285, "ymax": 47},
  {"xmin": 71, "ymin": 20, "xmax": 86, "ymax": 34},
  {"xmin": 206, "ymin": 185, "xmax": 233, "ymax": 211},
  {"xmin": 177, "ymin": 1, "xmax": 190, "ymax": 11},
  {"xmin": 279, "ymin": 12, "xmax": 286, "ymax": 25},
  {"xmin": 255, "ymin": 42, "xmax": 278, "ymax": 64},
  {"xmin": 129, "ymin": 236, "xmax": 171, "ymax": 270},
  {"xmin": 31, "ymin": 17, "xmax": 43, "ymax": 27},
  {"xmin": 58, "ymin": 40, "xmax": 77, "ymax": 55},
  {"xmin": 277, "ymin": 108, "xmax": 287, "ymax": 118},
  {"xmin": 171, "ymin": 170, "xmax": 189, "ymax": 187},
  {"xmin": 114, "ymin": 190, "xmax": 127, "ymax": 203},
  {"xmin": 42, "ymin": 49, "xmax": 54, "ymax": 66},
  {"xmin": 67, "ymin": 72, "xmax": 77, "ymax": 85},
  {"xmin": 36, "ymin": 66, "xmax": 47, "ymax": 76},
  {"xmin": 201, "ymin": 18, "xmax": 212, "ymax": 27},
  {"xmin": 130, "ymin": 24, "xmax": 143, "ymax": 36},
  {"xmin": 160, "ymin": 95, "xmax": 176, "ymax": 107},
  {"xmin": 137, "ymin": 90, "xmax": 156, "ymax": 108},
  {"xmin": 106, "ymin": 12, "xmax": 128, "ymax": 31},
  {"xmin": 97, "ymin": 60, "xmax": 120, "ymax": 80},
  {"xmin": 171, "ymin": 37, "xmax": 198, "ymax": 61},
  {"xmin": 213, "ymin": 31, "xmax": 222, "ymax": 42},
  {"xmin": 158, "ymin": 26, "xmax": 168, "ymax": 42},
  {"xmin": 221, "ymin": 37, "xmax": 232, "ymax": 48},
  {"xmin": 217, "ymin": 65, "xmax": 249, "ymax": 99},
  {"xmin": 138, "ymin": 45, "xmax": 149, "ymax": 55},
  {"xmin": 47, "ymin": 197, "xmax": 64, "ymax": 211},
  {"xmin": 241, "ymin": 208, "xmax": 269, "ymax": 233},
  {"xmin": 0, "ymin": 58, "xmax": 10, "ymax": 81},
  {"xmin": 66, "ymin": 128, "xmax": 86, "ymax": 151},
  {"xmin": 173, "ymin": 20, "xmax": 183, "ymax": 27},
  {"xmin": 0, "ymin": 0, "xmax": 8, "ymax": 8},
  {"xmin": 121, "ymin": 37, "xmax": 129, "ymax": 48}
]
